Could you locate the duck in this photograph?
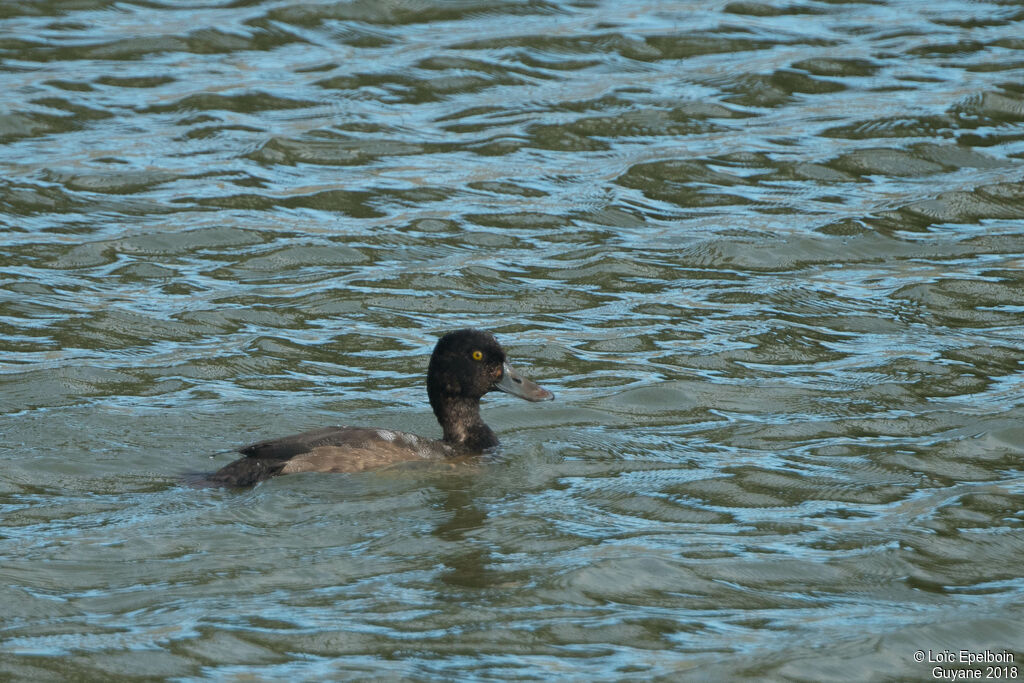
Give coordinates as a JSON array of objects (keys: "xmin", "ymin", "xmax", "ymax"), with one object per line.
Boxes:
[{"xmin": 206, "ymin": 328, "xmax": 554, "ymax": 486}]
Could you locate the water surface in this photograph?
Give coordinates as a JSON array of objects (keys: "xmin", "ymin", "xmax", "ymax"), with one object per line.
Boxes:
[{"xmin": 2, "ymin": 0, "xmax": 1024, "ymax": 679}]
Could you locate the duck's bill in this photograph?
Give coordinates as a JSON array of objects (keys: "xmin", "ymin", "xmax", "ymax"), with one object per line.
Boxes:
[{"xmin": 494, "ymin": 362, "xmax": 554, "ymax": 402}]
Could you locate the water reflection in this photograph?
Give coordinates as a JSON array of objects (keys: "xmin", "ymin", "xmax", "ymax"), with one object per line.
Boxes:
[{"xmin": 433, "ymin": 479, "xmax": 492, "ymax": 589}]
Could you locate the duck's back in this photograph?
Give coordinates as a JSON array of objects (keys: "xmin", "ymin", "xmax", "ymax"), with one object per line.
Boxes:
[{"xmin": 207, "ymin": 426, "xmax": 453, "ymax": 486}]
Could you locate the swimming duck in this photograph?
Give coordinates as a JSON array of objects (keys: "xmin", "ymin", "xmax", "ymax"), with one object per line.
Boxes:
[{"xmin": 206, "ymin": 329, "xmax": 554, "ymax": 486}]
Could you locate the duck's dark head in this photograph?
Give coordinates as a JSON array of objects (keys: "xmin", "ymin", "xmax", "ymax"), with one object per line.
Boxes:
[{"xmin": 427, "ymin": 328, "xmax": 553, "ymax": 449}]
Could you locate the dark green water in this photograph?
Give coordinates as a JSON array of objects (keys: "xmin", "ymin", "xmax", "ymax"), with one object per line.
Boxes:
[{"xmin": 2, "ymin": 0, "xmax": 1024, "ymax": 680}]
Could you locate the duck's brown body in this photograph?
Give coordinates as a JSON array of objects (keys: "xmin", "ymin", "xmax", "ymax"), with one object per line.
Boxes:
[{"xmin": 205, "ymin": 426, "xmax": 454, "ymax": 486}]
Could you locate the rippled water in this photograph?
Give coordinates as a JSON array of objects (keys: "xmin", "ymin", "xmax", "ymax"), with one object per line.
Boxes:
[{"xmin": 3, "ymin": 0, "xmax": 1024, "ymax": 679}]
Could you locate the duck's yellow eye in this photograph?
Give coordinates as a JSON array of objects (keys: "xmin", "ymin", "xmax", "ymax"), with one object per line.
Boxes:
[{"xmin": 471, "ymin": 350, "xmax": 483, "ymax": 361}]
